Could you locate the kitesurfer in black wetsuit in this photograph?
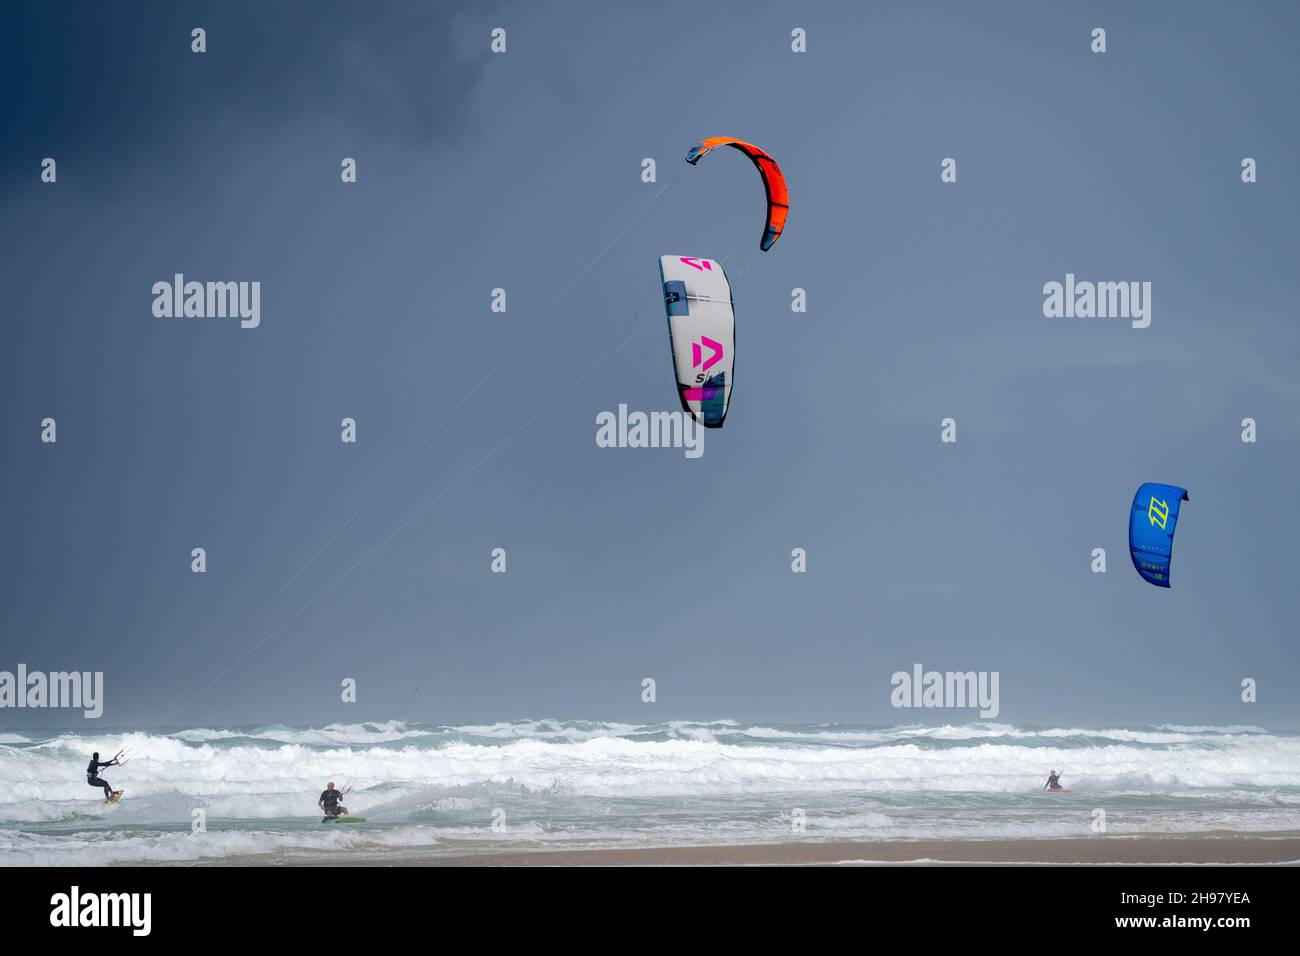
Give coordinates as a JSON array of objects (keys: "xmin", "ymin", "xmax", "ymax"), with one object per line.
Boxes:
[
  {"xmin": 1044, "ymin": 769, "xmax": 1064, "ymax": 791},
  {"xmin": 319, "ymin": 781, "xmax": 349, "ymax": 819},
  {"xmin": 87, "ymin": 752, "xmax": 118, "ymax": 800}
]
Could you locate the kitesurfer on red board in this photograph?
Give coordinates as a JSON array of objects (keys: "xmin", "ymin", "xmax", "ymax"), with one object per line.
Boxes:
[{"xmin": 1044, "ymin": 769, "xmax": 1065, "ymax": 791}]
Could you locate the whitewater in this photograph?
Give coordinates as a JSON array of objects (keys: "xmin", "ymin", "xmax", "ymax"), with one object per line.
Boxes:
[{"xmin": 2, "ymin": 720, "xmax": 1298, "ymax": 866}]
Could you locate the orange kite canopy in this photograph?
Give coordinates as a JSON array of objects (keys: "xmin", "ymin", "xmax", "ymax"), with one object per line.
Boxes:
[{"xmin": 685, "ymin": 136, "xmax": 788, "ymax": 251}]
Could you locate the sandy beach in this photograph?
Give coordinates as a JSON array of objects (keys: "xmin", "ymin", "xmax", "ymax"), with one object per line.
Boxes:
[{"xmin": 258, "ymin": 834, "xmax": 1300, "ymax": 867}]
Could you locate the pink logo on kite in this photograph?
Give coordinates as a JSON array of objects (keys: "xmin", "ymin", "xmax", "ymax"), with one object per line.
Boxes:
[
  {"xmin": 683, "ymin": 387, "xmax": 719, "ymax": 402},
  {"xmin": 679, "ymin": 257, "xmax": 712, "ymax": 272},
  {"xmin": 692, "ymin": 336, "xmax": 724, "ymax": 372}
]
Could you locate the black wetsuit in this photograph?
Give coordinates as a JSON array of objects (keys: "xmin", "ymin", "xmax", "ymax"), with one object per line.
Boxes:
[
  {"xmin": 87, "ymin": 758, "xmax": 114, "ymax": 798},
  {"xmin": 320, "ymin": 788, "xmax": 343, "ymax": 818},
  {"xmin": 1045, "ymin": 774, "xmax": 1062, "ymax": 790}
]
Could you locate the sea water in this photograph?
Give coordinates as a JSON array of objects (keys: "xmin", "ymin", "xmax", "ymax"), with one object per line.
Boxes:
[{"xmin": 1, "ymin": 720, "xmax": 1298, "ymax": 865}]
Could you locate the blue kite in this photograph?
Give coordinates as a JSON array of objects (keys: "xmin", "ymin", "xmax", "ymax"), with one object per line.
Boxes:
[{"xmin": 1129, "ymin": 482, "xmax": 1189, "ymax": 588}]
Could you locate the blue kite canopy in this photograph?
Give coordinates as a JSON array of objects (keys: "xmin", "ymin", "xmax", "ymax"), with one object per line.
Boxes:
[{"xmin": 1129, "ymin": 482, "xmax": 1189, "ymax": 588}]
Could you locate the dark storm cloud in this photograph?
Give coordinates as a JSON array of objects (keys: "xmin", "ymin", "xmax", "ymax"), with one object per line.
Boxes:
[{"xmin": 0, "ymin": 1, "xmax": 490, "ymax": 186}]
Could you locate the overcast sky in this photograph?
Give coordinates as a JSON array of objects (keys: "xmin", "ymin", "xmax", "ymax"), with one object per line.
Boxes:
[{"xmin": 2, "ymin": 1, "xmax": 1297, "ymax": 729}]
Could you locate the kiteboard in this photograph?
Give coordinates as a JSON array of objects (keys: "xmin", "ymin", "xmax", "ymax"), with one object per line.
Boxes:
[
  {"xmin": 103, "ymin": 789, "xmax": 125, "ymax": 805},
  {"xmin": 321, "ymin": 815, "xmax": 365, "ymax": 824},
  {"xmin": 1046, "ymin": 787, "xmax": 1072, "ymax": 793}
]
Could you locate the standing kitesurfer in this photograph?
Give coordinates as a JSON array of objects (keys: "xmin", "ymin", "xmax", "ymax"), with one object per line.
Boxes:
[
  {"xmin": 86, "ymin": 751, "xmax": 119, "ymax": 800},
  {"xmin": 1044, "ymin": 769, "xmax": 1064, "ymax": 791},
  {"xmin": 318, "ymin": 781, "xmax": 349, "ymax": 819}
]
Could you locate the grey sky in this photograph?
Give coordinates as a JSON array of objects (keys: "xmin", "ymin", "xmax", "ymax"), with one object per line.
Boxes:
[{"xmin": 2, "ymin": 1, "xmax": 1297, "ymax": 729}]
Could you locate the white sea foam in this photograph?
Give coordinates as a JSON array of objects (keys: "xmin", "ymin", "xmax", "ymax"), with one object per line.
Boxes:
[{"xmin": 3, "ymin": 720, "xmax": 1297, "ymax": 865}]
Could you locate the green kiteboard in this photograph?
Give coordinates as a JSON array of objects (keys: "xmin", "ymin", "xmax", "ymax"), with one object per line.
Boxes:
[{"xmin": 321, "ymin": 815, "xmax": 366, "ymax": 824}]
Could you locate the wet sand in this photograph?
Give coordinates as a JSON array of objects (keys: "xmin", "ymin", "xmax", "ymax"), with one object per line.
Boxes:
[{"xmin": 252, "ymin": 834, "xmax": 1300, "ymax": 867}]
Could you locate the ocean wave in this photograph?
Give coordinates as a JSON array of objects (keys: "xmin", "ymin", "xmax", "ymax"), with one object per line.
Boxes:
[{"xmin": 3, "ymin": 720, "xmax": 1298, "ymax": 863}]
